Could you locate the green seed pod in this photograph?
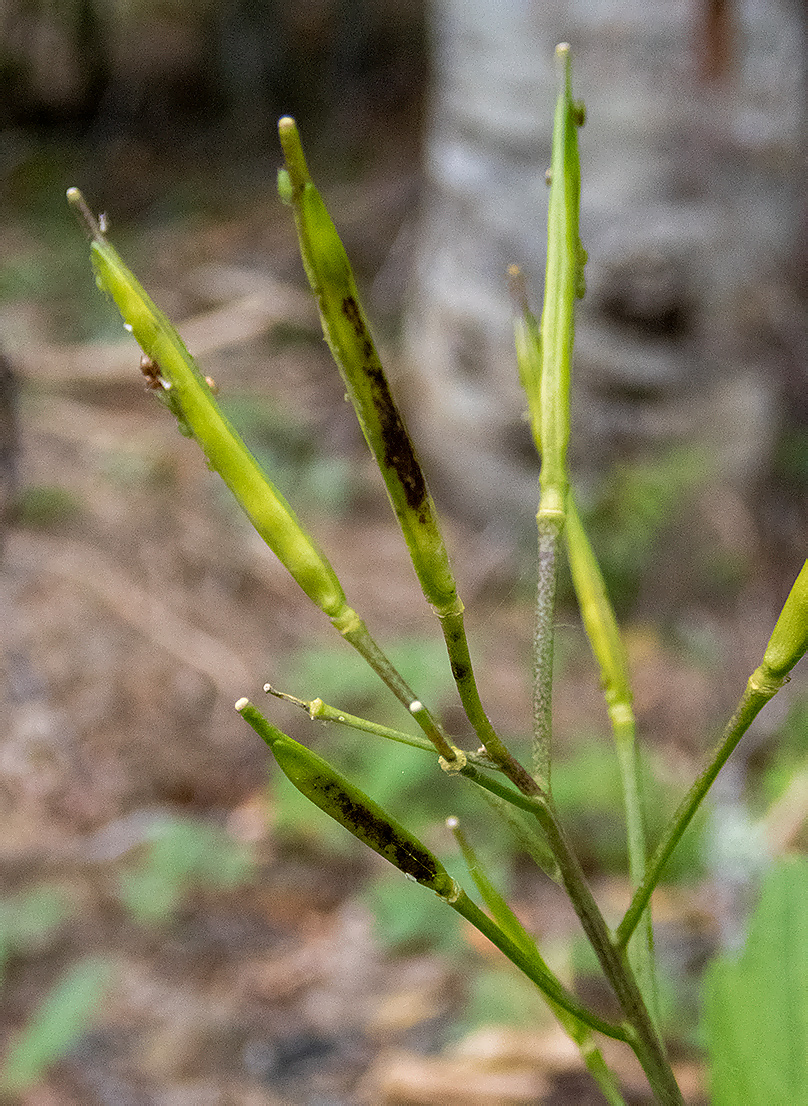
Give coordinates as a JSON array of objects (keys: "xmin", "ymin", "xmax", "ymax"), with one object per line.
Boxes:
[
  {"xmin": 277, "ymin": 117, "xmax": 459, "ymax": 615},
  {"xmin": 756, "ymin": 560, "xmax": 808, "ymax": 688},
  {"xmin": 236, "ymin": 699, "xmax": 459, "ymax": 900},
  {"xmin": 539, "ymin": 43, "xmax": 586, "ymax": 519},
  {"xmin": 68, "ymin": 189, "xmax": 351, "ymax": 623}
]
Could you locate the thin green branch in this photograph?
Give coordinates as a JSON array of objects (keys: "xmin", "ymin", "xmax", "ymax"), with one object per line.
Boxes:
[
  {"xmin": 617, "ymin": 679, "xmax": 779, "ymax": 949},
  {"xmin": 618, "ymin": 558, "xmax": 808, "ymax": 949},
  {"xmin": 532, "ymin": 517, "xmax": 562, "ymax": 788},
  {"xmin": 565, "ymin": 495, "xmax": 657, "ymax": 1016},
  {"xmin": 449, "ymin": 817, "xmax": 628, "ymax": 1103}
]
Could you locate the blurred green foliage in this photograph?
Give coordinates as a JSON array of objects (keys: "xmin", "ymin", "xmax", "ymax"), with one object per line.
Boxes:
[
  {"xmin": 0, "ymin": 884, "xmax": 73, "ymax": 985},
  {"xmin": 704, "ymin": 856, "xmax": 808, "ymax": 1105},
  {"xmin": 460, "ymin": 962, "xmax": 551, "ymax": 1032},
  {"xmin": 0, "ymin": 814, "xmax": 256, "ymax": 1091},
  {"xmin": 579, "ymin": 445, "xmax": 713, "ymax": 609},
  {"xmin": 363, "ymin": 870, "xmax": 461, "ymax": 955},
  {"xmin": 0, "ymin": 958, "xmax": 113, "ymax": 1095},
  {"xmin": 553, "ymin": 737, "xmax": 706, "ymax": 882},
  {"xmin": 750, "ymin": 691, "xmax": 808, "ymax": 817},
  {"xmin": 117, "ymin": 813, "xmax": 255, "ymax": 925},
  {"xmin": 12, "ymin": 484, "xmax": 82, "ymax": 527}
]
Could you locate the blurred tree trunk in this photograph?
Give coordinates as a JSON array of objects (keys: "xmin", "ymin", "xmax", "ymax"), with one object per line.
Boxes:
[{"xmin": 402, "ymin": 0, "xmax": 806, "ymax": 528}]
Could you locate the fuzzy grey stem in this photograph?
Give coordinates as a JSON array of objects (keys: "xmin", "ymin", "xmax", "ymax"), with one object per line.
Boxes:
[{"xmin": 532, "ymin": 515, "xmax": 562, "ymax": 789}]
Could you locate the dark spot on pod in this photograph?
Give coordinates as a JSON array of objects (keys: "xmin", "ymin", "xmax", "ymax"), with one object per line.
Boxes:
[
  {"xmin": 140, "ymin": 354, "xmax": 163, "ymax": 390},
  {"xmin": 319, "ymin": 778, "xmax": 441, "ymax": 885},
  {"xmin": 341, "ymin": 296, "xmax": 428, "ymax": 512},
  {"xmin": 450, "ymin": 660, "xmax": 469, "ymax": 683},
  {"xmin": 341, "ymin": 296, "xmax": 364, "ymax": 335}
]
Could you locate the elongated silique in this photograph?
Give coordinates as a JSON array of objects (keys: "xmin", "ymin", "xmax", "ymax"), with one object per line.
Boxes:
[
  {"xmin": 236, "ymin": 699, "xmax": 459, "ymax": 899},
  {"xmin": 71, "ymin": 196, "xmax": 351, "ymax": 625},
  {"xmin": 276, "ymin": 117, "xmax": 459, "ymax": 618}
]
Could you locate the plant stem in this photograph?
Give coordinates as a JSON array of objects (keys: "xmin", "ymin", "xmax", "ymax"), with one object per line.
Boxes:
[
  {"xmin": 565, "ymin": 495, "xmax": 657, "ymax": 1016},
  {"xmin": 449, "ymin": 890, "xmax": 632, "ymax": 1043},
  {"xmin": 617, "ymin": 676, "xmax": 779, "ymax": 949},
  {"xmin": 438, "ymin": 606, "xmax": 533, "ymax": 782},
  {"xmin": 530, "ymin": 800, "xmax": 682, "ymax": 1103},
  {"xmin": 450, "ymin": 817, "xmax": 628, "ymax": 1103},
  {"xmin": 613, "ymin": 717, "xmax": 658, "ymax": 1017},
  {"xmin": 532, "ymin": 514, "xmax": 563, "ymax": 788},
  {"xmin": 465, "ymin": 748, "xmax": 680, "ymax": 1100}
]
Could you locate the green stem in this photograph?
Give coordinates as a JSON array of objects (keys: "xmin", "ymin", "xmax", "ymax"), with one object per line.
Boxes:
[
  {"xmin": 463, "ymin": 743, "xmax": 679, "ymax": 1101},
  {"xmin": 532, "ymin": 514, "xmax": 563, "ymax": 789},
  {"xmin": 617, "ymin": 677, "xmax": 778, "ymax": 949},
  {"xmin": 613, "ymin": 717, "xmax": 658, "ymax": 1018},
  {"xmin": 438, "ymin": 607, "xmax": 536, "ymax": 787},
  {"xmin": 565, "ymin": 495, "xmax": 657, "ymax": 1016},
  {"xmin": 449, "ymin": 817, "xmax": 627, "ymax": 1103},
  {"xmin": 530, "ymin": 800, "xmax": 681, "ymax": 1103},
  {"xmin": 266, "ymin": 684, "xmax": 451, "ymax": 754},
  {"xmin": 449, "ymin": 890, "xmax": 631, "ymax": 1043}
]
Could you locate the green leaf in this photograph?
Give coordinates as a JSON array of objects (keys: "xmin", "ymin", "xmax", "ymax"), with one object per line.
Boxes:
[
  {"xmin": 703, "ymin": 856, "xmax": 808, "ymax": 1105},
  {"xmin": 0, "ymin": 958, "xmax": 113, "ymax": 1093}
]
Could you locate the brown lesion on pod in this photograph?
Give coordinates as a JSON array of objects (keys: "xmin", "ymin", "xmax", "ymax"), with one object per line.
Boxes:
[
  {"xmin": 340, "ymin": 295, "xmax": 429, "ymax": 519},
  {"xmin": 316, "ymin": 775, "xmax": 444, "ymax": 887},
  {"xmin": 139, "ymin": 353, "xmax": 165, "ymax": 391}
]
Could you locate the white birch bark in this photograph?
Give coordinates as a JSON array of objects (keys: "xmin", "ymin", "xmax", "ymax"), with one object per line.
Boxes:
[{"xmin": 402, "ymin": 0, "xmax": 805, "ymax": 523}]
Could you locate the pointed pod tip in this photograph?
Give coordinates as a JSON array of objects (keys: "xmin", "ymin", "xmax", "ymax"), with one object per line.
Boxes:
[
  {"xmin": 553, "ymin": 43, "xmax": 574, "ymax": 100},
  {"xmin": 67, "ymin": 187, "xmax": 105, "ymax": 242},
  {"xmin": 277, "ymin": 116, "xmax": 310, "ymax": 187}
]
